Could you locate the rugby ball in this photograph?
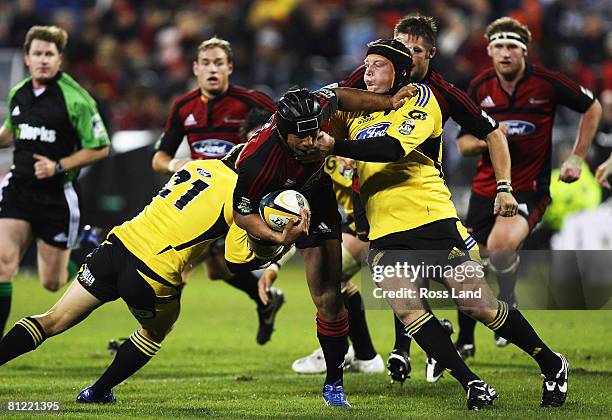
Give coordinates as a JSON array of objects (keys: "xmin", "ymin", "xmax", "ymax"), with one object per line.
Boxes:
[{"xmin": 259, "ymin": 190, "xmax": 310, "ymax": 232}]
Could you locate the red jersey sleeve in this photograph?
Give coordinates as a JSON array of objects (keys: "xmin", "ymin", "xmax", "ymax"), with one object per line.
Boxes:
[
  {"xmin": 430, "ymin": 71, "xmax": 498, "ymax": 139},
  {"xmin": 547, "ymin": 69, "xmax": 595, "ymax": 113},
  {"xmin": 456, "ymin": 74, "xmax": 498, "ymax": 138},
  {"xmin": 155, "ymin": 99, "xmax": 185, "ymax": 155}
]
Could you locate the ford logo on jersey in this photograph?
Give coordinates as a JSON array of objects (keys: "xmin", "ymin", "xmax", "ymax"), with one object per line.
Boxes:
[
  {"xmin": 355, "ymin": 122, "xmax": 392, "ymax": 140},
  {"xmin": 192, "ymin": 139, "xmax": 235, "ymax": 157},
  {"xmin": 501, "ymin": 120, "xmax": 536, "ymax": 137}
]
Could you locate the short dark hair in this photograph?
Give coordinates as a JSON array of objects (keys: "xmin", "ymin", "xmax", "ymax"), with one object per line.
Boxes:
[
  {"xmin": 394, "ymin": 15, "xmax": 437, "ymax": 48},
  {"xmin": 24, "ymin": 25, "xmax": 68, "ymax": 54},
  {"xmin": 240, "ymin": 108, "xmax": 272, "ymax": 140},
  {"xmin": 485, "ymin": 17, "xmax": 532, "ymax": 46}
]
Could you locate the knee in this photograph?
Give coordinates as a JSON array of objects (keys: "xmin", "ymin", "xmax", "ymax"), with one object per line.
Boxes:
[
  {"xmin": 141, "ymin": 328, "xmax": 166, "ymax": 344},
  {"xmin": 459, "ymin": 306, "xmax": 494, "ymax": 324},
  {"xmin": 40, "ymin": 276, "xmax": 65, "ymax": 292},
  {"xmin": 486, "ymin": 235, "xmax": 519, "ymax": 253},
  {"xmin": 0, "ymin": 251, "xmax": 20, "ymax": 280},
  {"xmin": 394, "ymin": 309, "xmax": 422, "ymax": 325}
]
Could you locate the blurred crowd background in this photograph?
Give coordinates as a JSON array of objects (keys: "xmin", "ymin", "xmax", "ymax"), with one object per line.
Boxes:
[
  {"xmin": 0, "ymin": 0, "xmax": 611, "ymax": 249},
  {"xmin": 0, "ymin": 0, "xmax": 610, "ymax": 132}
]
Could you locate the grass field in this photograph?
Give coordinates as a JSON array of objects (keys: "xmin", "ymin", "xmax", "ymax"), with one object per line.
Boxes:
[{"xmin": 1, "ymin": 263, "xmax": 611, "ymax": 419}]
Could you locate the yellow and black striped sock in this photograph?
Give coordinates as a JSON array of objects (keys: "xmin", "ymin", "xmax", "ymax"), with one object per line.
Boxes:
[
  {"xmin": 485, "ymin": 301, "xmax": 509, "ymax": 331},
  {"xmin": 485, "ymin": 300, "xmax": 560, "ymax": 374},
  {"xmin": 409, "ymin": 312, "xmax": 479, "ymax": 390},
  {"xmin": 0, "ymin": 317, "xmax": 47, "ymax": 365},
  {"xmin": 129, "ymin": 330, "xmax": 162, "ymax": 357},
  {"xmin": 91, "ymin": 330, "xmax": 161, "ymax": 394},
  {"xmin": 404, "ymin": 312, "xmax": 433, "ymax": 337}
]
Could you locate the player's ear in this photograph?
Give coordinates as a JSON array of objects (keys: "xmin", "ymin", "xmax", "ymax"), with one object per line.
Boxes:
[
  {"xmin": 428, "ymin": 47, "xmax": 437, "ymax": 59},
  {"xmin": 486, "ymin": 44, "xmax": 493, "ymax": 58},
  {"xmin": 523, "ymin": 48, "xmax": 528, "ymax": 58},
  {"xmin": 227, "ymin": 61, "xmax": 234, "ymax": 76},
  {"xmin": 192, "ymin": 60, "xmax": 198, "ymax": 77}
]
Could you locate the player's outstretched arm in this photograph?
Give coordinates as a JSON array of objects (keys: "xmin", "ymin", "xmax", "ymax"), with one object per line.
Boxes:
[
  {"xmin": 152, "ymin": 150, "xmax": 191, "ymax": 174},
  {"xmin": 560, "ymin": 98, "xmax": 602, "ymax": 183},
  {"xmin": 456, "ymin": 133, "xmax": 488, "ymax": 156},
  {"xmin": 300, "ymin": 131, "xmax": 404, "ymax": 164},
  {"xmin": 332, "ymin": 85, "xmax": 417, "ymax": 112}
]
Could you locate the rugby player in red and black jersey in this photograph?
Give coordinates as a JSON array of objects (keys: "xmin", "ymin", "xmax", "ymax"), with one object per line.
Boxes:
[
  {"xmin": 151, "ymin": 37, "xmax": 279, "ymax": 345},
  {"xmin": 233, "ymin": 85, "xmax": 413, "ymax": 407},
  {"xmin": 153, "ymin": 37, "xmax": 275, "ymax": 170},
  {"xmin": 451, "ymin": 17, "xmax": 601, "ymax": 406},
  {"xmin": 308, "ymin": 15, "xmax": 518, "ymax": 384}
]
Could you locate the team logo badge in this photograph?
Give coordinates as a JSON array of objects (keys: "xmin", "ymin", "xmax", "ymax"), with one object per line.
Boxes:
[
  {"xmin": 398, "ymin": 118, "xmax": 415, "ymax": 136},
  {"xmin": 408, "ymin": 110, "xmax": 427, "ymax": 120}
]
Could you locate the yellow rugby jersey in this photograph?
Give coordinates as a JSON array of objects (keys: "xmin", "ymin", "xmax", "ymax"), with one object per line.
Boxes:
[
  {"xmin": 110, "ymin": 160, "xmax": 236, "ymax": 287},
  {"xmin": 334, "ymin": 83, "xmax": 458, "ymax": 240},
  {"xmin": 324, "ymin": 155, "xmax": 355, "ymax": 228}
]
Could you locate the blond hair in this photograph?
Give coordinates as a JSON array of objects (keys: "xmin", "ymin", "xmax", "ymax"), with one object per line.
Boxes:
[{"xmin": 196, "ymin": 37, "xmax": 233, "ymax": 63}]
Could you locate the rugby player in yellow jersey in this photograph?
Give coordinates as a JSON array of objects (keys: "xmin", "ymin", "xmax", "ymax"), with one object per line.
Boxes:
[
  {"xmin": 0, "ymin": 145, "xmax": 307, "ymax": 403},
  {"xmin": 311, "ymin": 39, "xmax": 570, "ymax": 410}
]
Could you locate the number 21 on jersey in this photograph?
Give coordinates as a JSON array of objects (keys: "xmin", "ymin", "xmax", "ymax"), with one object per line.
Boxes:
[{"xmin": 158, "ymin": 168, "xmax": 210, "ymax": 210}]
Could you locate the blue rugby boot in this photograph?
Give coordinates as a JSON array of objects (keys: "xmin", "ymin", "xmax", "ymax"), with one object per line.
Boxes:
[
  {"xmin": 322, "ymin": 381, "xmax": 351, "ymax": 408},
  {"xmin": 76, "ymin": 386, "xmax": 116, "ymax": 404}
]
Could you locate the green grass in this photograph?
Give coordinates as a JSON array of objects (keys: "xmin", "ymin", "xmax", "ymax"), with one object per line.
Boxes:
[{"xmin": 1, "ymin": 264, "xmax": 611, "ymax": 419}]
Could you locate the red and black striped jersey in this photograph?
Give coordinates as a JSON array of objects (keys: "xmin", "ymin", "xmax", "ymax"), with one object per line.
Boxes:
[
  {"xmin": 233, "ymin": 89, "xmax": 338, "ymax": 215},
  {"xmin": 464, "ymin": 64, "xmax": 595, "ymax": 197},
  {"xmin": 156, "ymin": 85, "xmax": 275, "ymax": 160},
  {"xmin": 340, "ymin": 66, "xmax": 497, "ymax": 139}
]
